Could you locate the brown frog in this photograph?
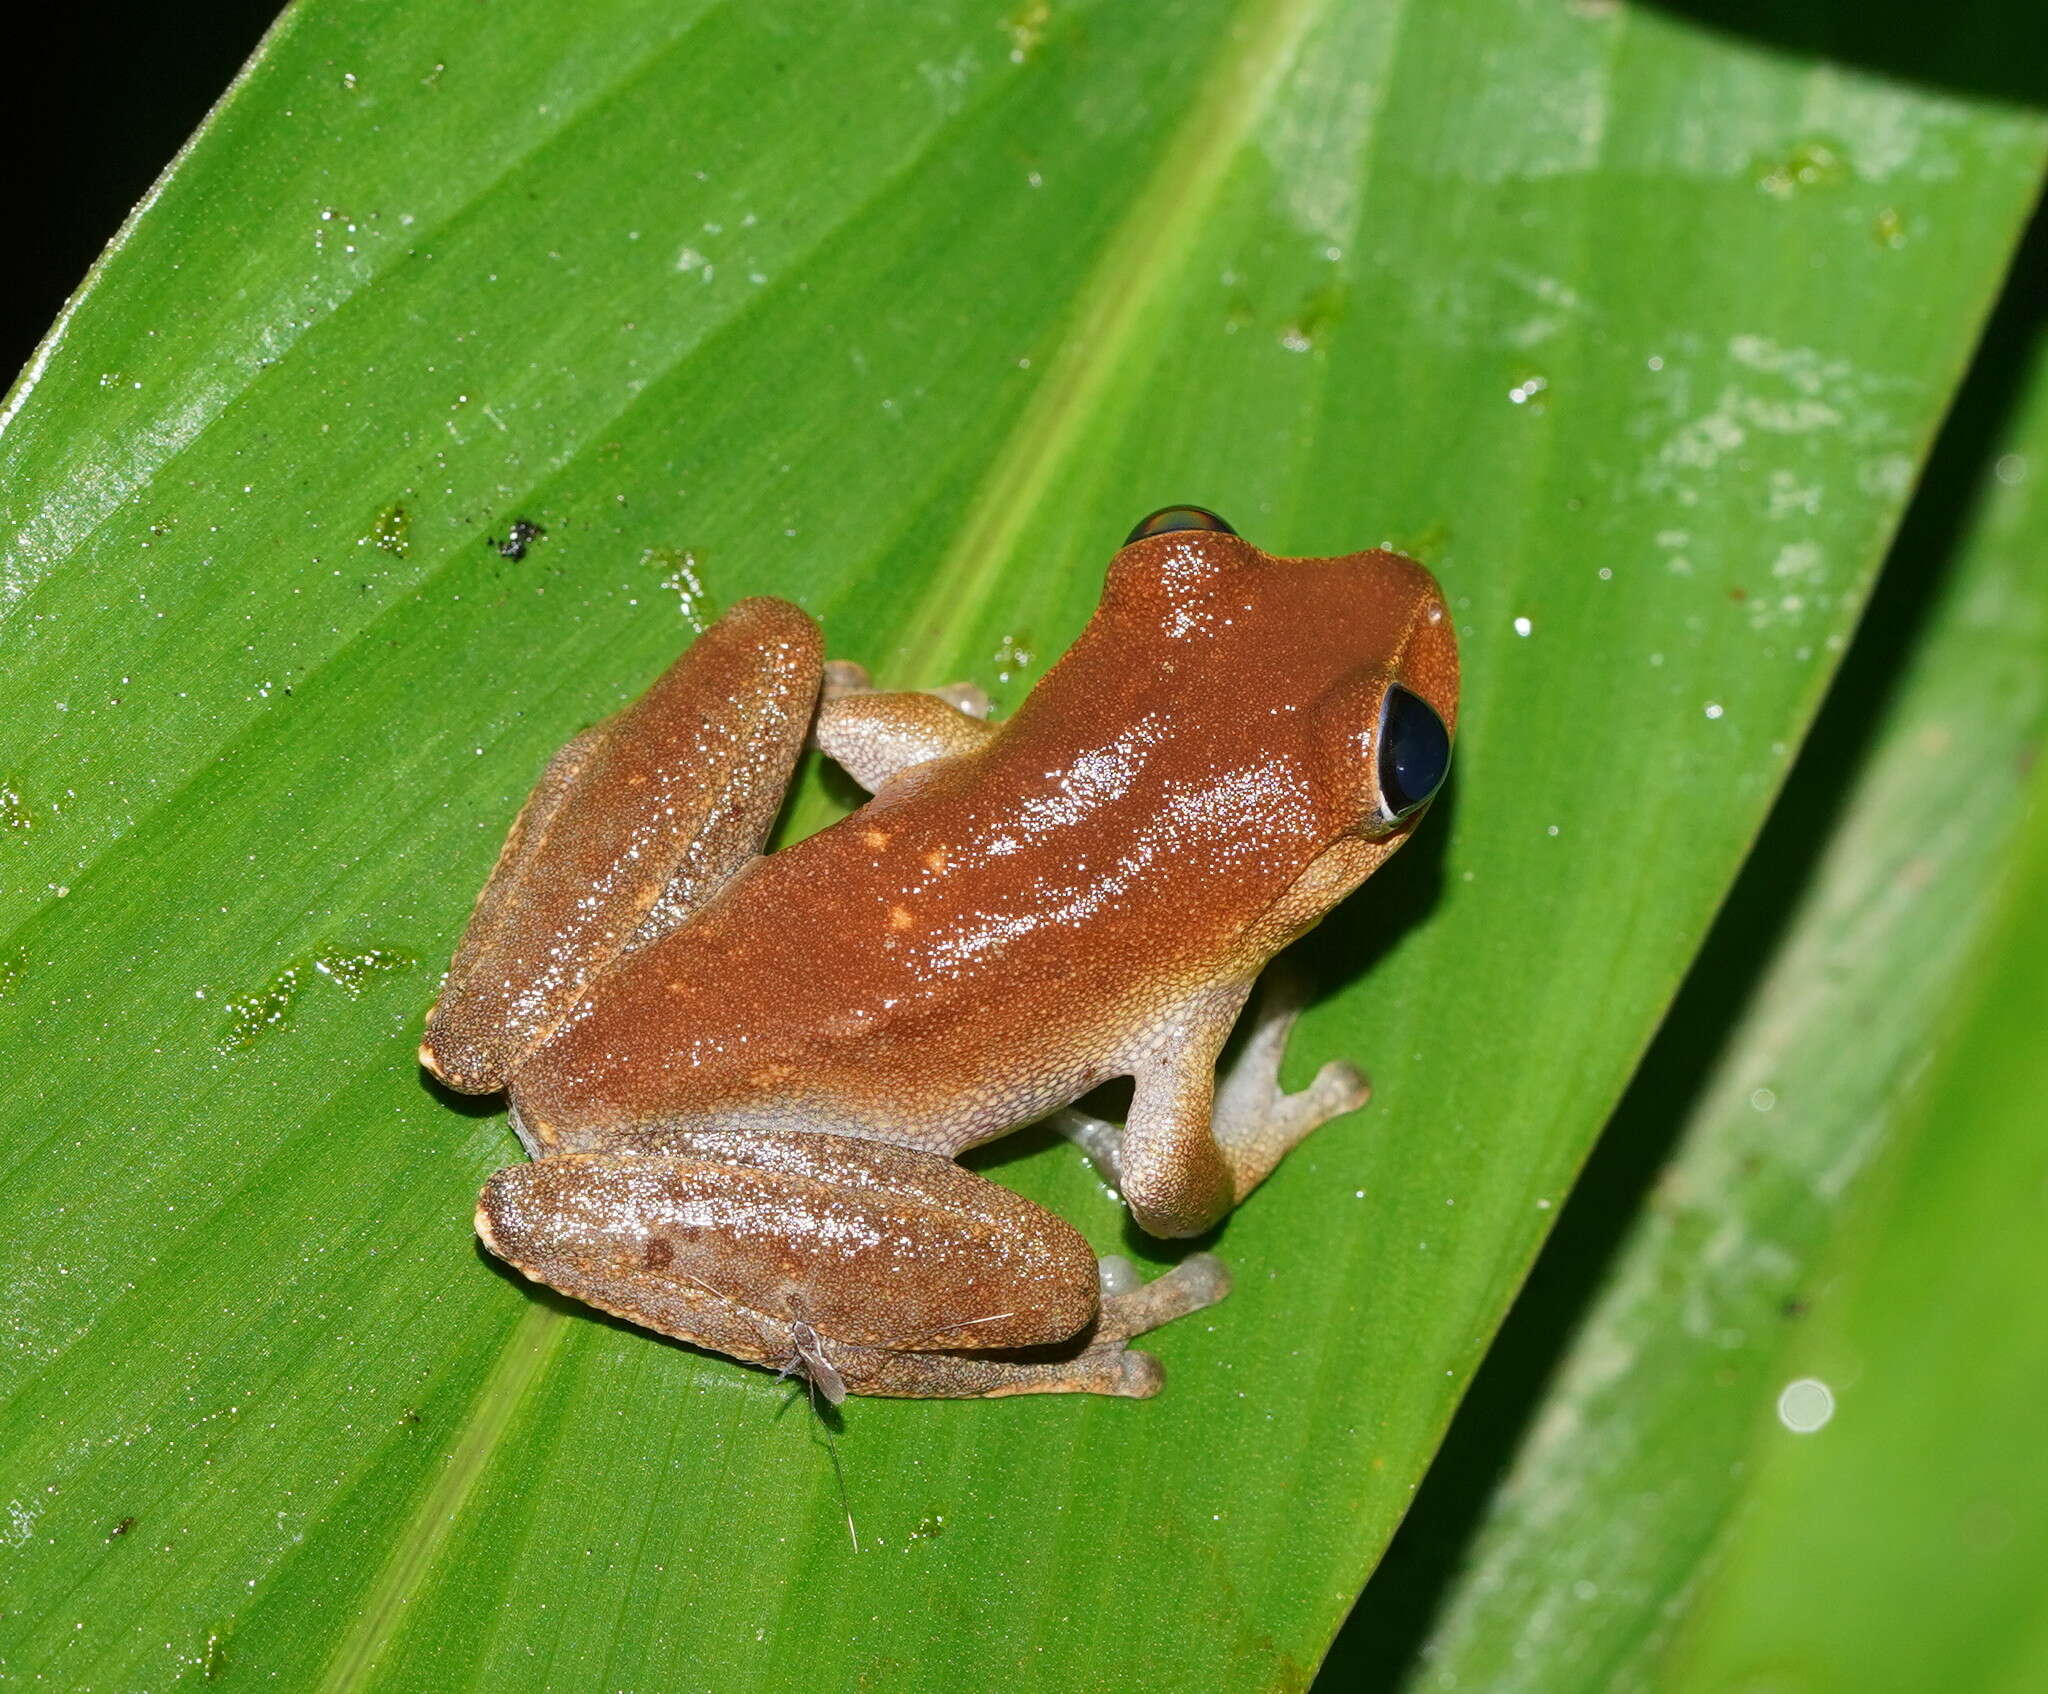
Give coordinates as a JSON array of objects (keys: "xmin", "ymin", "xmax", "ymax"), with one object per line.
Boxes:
[{"xmin": 422, "ymin": 507, "xmax": 1458, "ymax": 1399}]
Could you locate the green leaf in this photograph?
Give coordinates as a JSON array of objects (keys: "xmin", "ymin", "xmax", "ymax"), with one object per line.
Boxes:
[
  {"xmin": 1652, "ymin": 751, "xmax": 2048, "ymax": 1693},
  {"xmin": 1, "ymin": 3, "xmax": 2040, "ymax": 1690},
  {"xmin": 1372, "ymin": 240, "xmax": 2048, "ymax": 1694},
  {"xmin": 1654, "ymin": 811, "xmax": 2048, "ymax": 1668}
]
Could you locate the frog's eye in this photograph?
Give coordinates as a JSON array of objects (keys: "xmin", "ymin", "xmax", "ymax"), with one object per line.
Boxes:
[
  {"xmin": 1124, "ymin": 505, "xmax": 1237, "ymax": 545},
  {"xmin": 1376, "ymin": 685, "xmax": 1450, "ymax": 821}
]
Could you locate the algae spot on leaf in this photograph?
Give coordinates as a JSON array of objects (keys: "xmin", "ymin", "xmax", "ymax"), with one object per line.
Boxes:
[
  {"xmin": 0, "ymin": 777, "xmax": 34, "ymax": 834},
  {"xmin": 360, "ymin": 503, "xmax": 410, "ymax": 558},
  {"xmin": 310, "ymin": 947, "xmax": 417, "ymax": 998},
  {"xmin": 1279, "ymin": 282, "xmax": 1348, "ymax": 355},
  {"xmin": 1001, "ymin": 0, "xmax": 1052, "ymax": 64},
  {"xmin": 217, "ymin": 964, "xmax": 307, "ymax": 1051},
  {"xmin": 1752, "ymin": 137, "xmax": 1853, "ymax": 200},
  {"xmin": 644, "ymin": 546, "xmax": 712, "ymax": 632},
  {"xmin": 218, "ymin": 948, "xmax": 417, "ymax": 1049}
]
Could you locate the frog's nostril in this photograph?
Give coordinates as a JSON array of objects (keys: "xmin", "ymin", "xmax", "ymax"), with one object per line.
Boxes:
[{"xmin": 1123, "ymin": 505, "xmax": 1237, "ymax": 545}]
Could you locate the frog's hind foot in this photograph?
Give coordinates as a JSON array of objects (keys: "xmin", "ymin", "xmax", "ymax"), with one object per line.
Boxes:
[
  {"xmin": 883, "ymin": 1252, "xmax": 1230, "ymax": 1400},
  {"xmin": 813, "ymin": 676, "xmax": 997, "ymax": 794},
  {"xmin": 1094, "ymin": 1251, "xmax": 1230, "ymax": 1343}
]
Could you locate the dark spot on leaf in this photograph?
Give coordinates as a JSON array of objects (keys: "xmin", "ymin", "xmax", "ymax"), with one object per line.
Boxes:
[{"xmin": 491, "ymin": 519, "xmax": 545, "ymax": 560}]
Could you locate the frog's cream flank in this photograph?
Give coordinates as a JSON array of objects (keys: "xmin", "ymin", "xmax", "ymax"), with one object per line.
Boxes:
[{"xmin": 423, "ymin": 508, "xmax": 1458, "ymax": 1399}]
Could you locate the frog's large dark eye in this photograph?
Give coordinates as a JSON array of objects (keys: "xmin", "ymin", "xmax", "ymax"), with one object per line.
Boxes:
[
  {"xmin": 1376, "ymin": 685, "xmax": 1450, "ymax": 821},
  {"xmin": 1124, "ymin": 505, "xmax": 1237, "ymax": 545}
]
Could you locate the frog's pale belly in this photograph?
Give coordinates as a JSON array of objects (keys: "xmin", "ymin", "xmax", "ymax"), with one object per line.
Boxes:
[{"xmin": 512, "ymin": 726, "xmax": 1332, "ymax": 1155}]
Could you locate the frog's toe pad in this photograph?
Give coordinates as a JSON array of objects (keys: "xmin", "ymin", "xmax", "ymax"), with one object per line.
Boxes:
[
  {"xmin": 1309, "ymin": 1059, "xmax": 1371, "ymax": 1118},
  {"xmin": 1109, "ymin": 1349, "xmax": 1165, "ymax": 1398}
]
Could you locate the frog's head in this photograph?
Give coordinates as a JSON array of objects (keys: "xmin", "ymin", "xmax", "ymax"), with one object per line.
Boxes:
[{"xmin": 1102, "ymin": 507, "xmax": 1458, "ymax": 843}]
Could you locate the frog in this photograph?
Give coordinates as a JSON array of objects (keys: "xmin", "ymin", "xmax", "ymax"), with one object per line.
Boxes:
[{"xmin": 421, "ymin": 506, "xmax": 1458, "ymax": 1400}]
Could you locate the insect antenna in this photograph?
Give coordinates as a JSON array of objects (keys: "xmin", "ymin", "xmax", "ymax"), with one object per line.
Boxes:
[
  {"xmin": 785, "ymin": 1304, "xmax": 859, "ymax": 1553},
  {"xmin": 886, "ymin": 1309, "xmax": 1027, "ymax": 1350},
  {"xmin": 660, "ymin": 1257, "xmax": 862, "ymax": 1550}
]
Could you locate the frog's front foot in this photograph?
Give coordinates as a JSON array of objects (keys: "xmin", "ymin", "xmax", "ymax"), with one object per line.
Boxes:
[
  {"xmin": 1211, "ymin": 966, "xmax": 1371, "ymax": 1179},
  {"xmin": 1057, "ymin": 967, "xmax": 1368, "ymax": 1233}
]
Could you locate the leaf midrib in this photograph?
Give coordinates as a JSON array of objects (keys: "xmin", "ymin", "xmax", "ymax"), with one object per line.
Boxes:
[{"xmin": 894, "ymin": 0, "xmax": 1338, "ymax": 681}]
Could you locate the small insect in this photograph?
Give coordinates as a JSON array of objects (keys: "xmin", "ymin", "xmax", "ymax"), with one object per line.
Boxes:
[
  {"xmin": 489, "ymin": 519, "xmax": 545, "ymax": 561},
  {"xmin": 108, "ymin": 1516, "xmax": 136, "ymax": 1539},
  {"xmin": 779, "ymin": 1318, "xmax": 848, "ymax": 1408}
]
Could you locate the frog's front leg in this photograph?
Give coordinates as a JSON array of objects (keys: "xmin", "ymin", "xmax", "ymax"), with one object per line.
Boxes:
[
  {"xmin": 815, "ymin": 664, "xmax": 996, "ymax": 793},
  {"xmin": 474, "ymin": 1130, "xmax": 1228, "ymax": 1399},
  {"xmin": 1060, "ymin": 971, "xmax": 1369, "ymax": 1238}
]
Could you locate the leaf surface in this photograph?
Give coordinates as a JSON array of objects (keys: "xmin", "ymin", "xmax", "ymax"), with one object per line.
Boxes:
[
  {"xmin": 1380, "ymin": 246, "xmax": 2048, "ymax": 1694},
  {"xmin": 0, "ymin": 3, "xmax": 2040, "ymax": 1689}
]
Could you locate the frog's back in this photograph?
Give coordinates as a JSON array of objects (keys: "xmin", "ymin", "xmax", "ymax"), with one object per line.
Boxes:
[{"xmin": 514, "ymin": 542, "xmax": 1451, "ymax": 1154}]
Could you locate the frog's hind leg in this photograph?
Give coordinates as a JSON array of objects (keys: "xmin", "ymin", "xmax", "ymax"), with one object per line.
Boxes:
[
  {"xmin": 420, "ymin": 598, "xmax": 821, "ymax": 1094},
  {"xmin": 473, "ymin": 1130, "xmax": 1228, "ymax": 1399}
]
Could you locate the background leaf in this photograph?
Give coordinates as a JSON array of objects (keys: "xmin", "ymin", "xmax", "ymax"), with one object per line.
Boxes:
[
  {"xmin": 1652, "ymin": 691, "xmax": 2048, "ymax": 1694},
  {"xmin": 2, "ymin": 3, "xmax": 2041, "ymax": 1689},
  {"xmin": 1347, "ymin": 218, "xmax": 2048, "ymax": 1694}
]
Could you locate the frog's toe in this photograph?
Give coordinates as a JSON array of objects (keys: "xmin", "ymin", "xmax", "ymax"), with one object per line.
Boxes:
[
  {"xmin": 976, "ymin": 1341, "xmax": 1164, "ymax": 1399},
  {"xmin": 1309, "ymin": 1059, "xmax": 1371, "ymax": 1118},
  {"xmin": 1108, "ymin": 1348, "xmax": 1165, "ymax": 1398},
  {"xmin": 820, "ymin": 659, "xmax": 872, "ymax": 701},
  {"xmin": 1096, "ymin": 1251, "xmax": 1231, "ymax": 1344}
]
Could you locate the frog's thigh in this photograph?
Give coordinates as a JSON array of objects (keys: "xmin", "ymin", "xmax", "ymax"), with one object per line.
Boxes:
[
  {"xmin": 476, "ymin": 1132, "xmax": 1111, "ymax": 1386},
  {"xmin": 1113, "ymin": 973, "xmax": 1369, "ymax": 1238},
  {"xmin": 815, "ymin": 690, "xmax": 996, "ymax": 793},
  {"xmin": 422, "ymin": 599, "xmax": 821, "ymax": 1093}
]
